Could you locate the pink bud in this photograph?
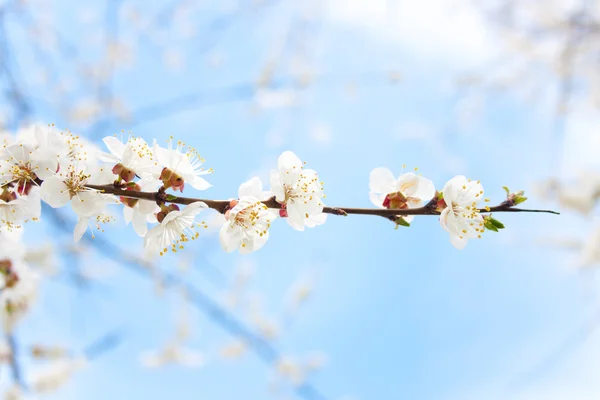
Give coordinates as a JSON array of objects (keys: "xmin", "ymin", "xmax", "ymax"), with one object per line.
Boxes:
[
  {"xmin": 120, "ymin": 167, "xmax": 136, "ymax": 182},
  {"xmin": 229, "ymin": 199, "xmax": 239, "ymax": 208},
  {"xmin": 170, "ymin": 175, "xmax": 185, "ymax": 192},
  {"xmin": 112, "ymin": 163, "xmax": 124, "ymax": 175}
]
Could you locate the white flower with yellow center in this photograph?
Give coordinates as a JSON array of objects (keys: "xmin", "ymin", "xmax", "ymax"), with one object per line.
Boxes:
[
  {"xmin": 0, "ymin": 143, "xmax": 57, "ymax": 190},
  {"xmin": 220, "ymin": 177, "xmax": 277, "ymax": 254},
  {"xmin": 439, "ymin": 175, "xmax": 485, "ymax": 249},
  {"xmin": 0, "ymin": 188, "xmax": 41, "ymax": 231},
  {"xmin": 40, "ymin": 163, "xmax": 116, "ymax": 241},
  {"xmin": 99, "ymin": 136, "xmax": 159, "ymax": 181},
  {"xmin": 144, "ymin": 201, "xmax": 208, "ymax": 255},
  {"xmin": 153, "ymin": 139, "xmax": 212, "ymax": 192},
  {"xmin": 369, "ymin": 167, "xmax": 435, "ymax": 223},
  {"xmin": 269, "ymin": 151, "xmax": 326, "ymax": 231}
]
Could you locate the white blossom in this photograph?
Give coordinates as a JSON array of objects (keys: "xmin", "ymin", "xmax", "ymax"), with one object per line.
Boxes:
[
  {"xmin": 0, "ymin": 231, "xmax": 39, "ymax": 329},
  {"xmin": 144, "ymin": 201, "xmax": 208, "ymax": 254},
  {"xmin": 439, "ymin": 175, "xmax": 485, "ymax": 249},
  {"xmin": 0, "ymin": 188, "xmax": 41, "ymax": 231},
  {"xmin": 270, "ymin": 151, "xmax": 326, "ymax": 231},
  {"xmin": 99, "ymin": 135, "xmax": 158, "ymax": 179},
  {"xmin": 369, "ymin": 167, "xmax": 435, "ymax": 223},
  {"xmin": 153, "ymin": 139, "xmax": 212, "ymax": 191},
  {"xmin": 29, "ymin": 357, "xmax": 87, "ymax": 394},
  {"xmin": 220, "ymin": 177, "xmax": 277, "ymax": 254},
  {"xmin": 40, "ymin": 162, "xmax": 117, "ymax": 241}
]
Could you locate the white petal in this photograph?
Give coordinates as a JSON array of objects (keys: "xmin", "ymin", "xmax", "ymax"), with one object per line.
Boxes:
[
  {"xmin": 238, "ymin": 177, "xmax": 263, "ymax": 198},
  {"xmin": 400, "ymin": 173, "xmax": 435, "ymax": 201},
  {"xmin": 144, "ymin": 224, "xmax": 162, "ymax": 248},
  {"xmin": 102, "ymin": 136, "xmax": 126, "ymax": 158},
  {"xmin": 369, "ymin": 167, "xmax": 396, "ymax": 194},
  {"xmin": 269, "ymin": 170, "xmax": 285, "ymax": 203},
  {"xmin": 277, "ymin": 151, "xmax": 303, "ymax": 186},
  {"xmin": 286, "ymin": 204, "xmax": 305, "ymax": 231},
  {"xmin": 132, "ymin": 209, "xmax": 149, "ymax": 237},
  {"xmin": 71, "ymin": 191, "xmax": 106, "ymax": 217},
  {"xmin": 123, "ymin": 206, "xmax": 133, "ymax": 224},
  {"xmin": 4, "ymin": 144, "xmax": 32, "ymax": 164},
  {"xmin": 450, "ymin": 234, "xmax": 468, "ymax": 250},
  {"xmin": 73, "ymin": 218, "xmax": 88, "ymax": 242},
  {"xmin": 136, "ymin": 199, "xmax": 158, "ymax": 215},
  {"xmin": 40, "ymin": 177, "xmax": 71, "ymax": 208},
  {"xmin": 186, "ymin": 175, "xmax": 212, "ymax": 190},
  {"xmin": 219, "ymin": 223, "xmax": 242, "ymax": 253},
  {"xmin": 305, "ymin": 212, "xmax": 327, "ymax": 228}
]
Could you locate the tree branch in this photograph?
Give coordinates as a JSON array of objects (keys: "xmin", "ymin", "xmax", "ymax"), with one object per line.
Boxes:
[{"xmin": 84, "ymin": 184, "xmax": 560, "ymax": 217}]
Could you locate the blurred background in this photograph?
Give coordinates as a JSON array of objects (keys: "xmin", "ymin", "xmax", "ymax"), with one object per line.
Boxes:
[{"xmin": 0, "ymin": 0, "xmax": 599, "ymax": 399}]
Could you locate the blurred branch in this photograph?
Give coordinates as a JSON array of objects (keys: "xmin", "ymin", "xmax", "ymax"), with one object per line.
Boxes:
[
  {"xmin": 6, "ymin": 333, "xmax": 25, "ymax": 389},
  {"xmin": 46, "ymin": 206, "xmax": 329, "ymax": 400}
]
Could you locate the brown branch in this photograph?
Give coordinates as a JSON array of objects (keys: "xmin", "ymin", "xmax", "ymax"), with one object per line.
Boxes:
[{"xmin": 84, "ymin": 184, "xmax": 560, "ymax": 217}]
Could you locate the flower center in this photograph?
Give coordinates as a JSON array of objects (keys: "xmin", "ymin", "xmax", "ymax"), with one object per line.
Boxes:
[{"xmin": 63, "ymin": 170, "xmax": 91, "ymax": 198}]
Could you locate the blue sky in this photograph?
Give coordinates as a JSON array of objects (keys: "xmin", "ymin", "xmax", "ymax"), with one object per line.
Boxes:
[{"xmin": 1, "ymin": 0, "xmax": 599, "ymax": 399}]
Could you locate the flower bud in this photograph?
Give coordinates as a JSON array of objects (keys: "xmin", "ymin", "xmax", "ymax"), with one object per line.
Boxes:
[
  {"xmin": 112, "ymin": 163, "xmax": 136, "ymax": 182},
  {"xmin": 0, "ymin": 189, "xmax": 16, "ymax": 203},
  {"xmin": 156, "ymin": 204, "xmax": 180, "ymax": 223},
  {"xmin": 170, "ymin": 174, "xmax": 185, "ymax": 192}
]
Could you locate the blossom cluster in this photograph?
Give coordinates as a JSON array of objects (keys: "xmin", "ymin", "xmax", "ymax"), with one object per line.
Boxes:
[{"xmin": 0, "ymin": 123, "xmax": 526, "ymax": 261}]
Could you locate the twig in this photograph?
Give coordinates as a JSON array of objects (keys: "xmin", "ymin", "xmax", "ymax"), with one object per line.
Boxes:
[{"xmin": 85, "ymin": 183, "xmax": 560, "ymax": 217}]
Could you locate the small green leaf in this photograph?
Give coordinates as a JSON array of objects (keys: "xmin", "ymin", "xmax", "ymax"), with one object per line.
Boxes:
[
  {"xmin": 503, "ymin": 186, "xmax": 510, "ymax": 197},
  {"xmin": 491, "ymin": 218, "xmax": 505, "ymax": 229},
  {"xmin": 165, "ymin": 194, "xmax": 178, "ymax": 201},
  {"xmin": 394, "ymin": 216, "xmax": 410, "ymax": 229},
  {"xmin": 484, "ymin": 216, "xmax": 504, "ymax": 232},
  {"xmin": 438, "ymin": 191, "xmax": 444, "ymax": 200},
  {"xmin": 514, "ymin": 196, "xmax": 528, "ymax": 205}
]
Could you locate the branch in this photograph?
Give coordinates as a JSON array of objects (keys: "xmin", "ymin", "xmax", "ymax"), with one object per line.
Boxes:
[
  {"xmin": 45, "ymin": 206, "xmax": 329, "ymax": 400},
  {"xmin": 85, "ymin": 184, "xmax": 560, "ymax": 217},
  {"xmin": 6, "ymin": 333, "xmax": 25, "ymax": 389}
]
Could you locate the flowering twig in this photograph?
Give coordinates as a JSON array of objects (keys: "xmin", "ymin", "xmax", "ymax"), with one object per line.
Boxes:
[
  {"xmin": 1, "ymin": 128, "xmax": 560, "ymax": 253},
  {"xmin": 85, "ymin": 183, "xmax": 560, "ymax": 217}
]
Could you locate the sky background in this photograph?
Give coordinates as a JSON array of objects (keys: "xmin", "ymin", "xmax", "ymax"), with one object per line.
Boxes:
[{"xmin": 1, "ymin": 0, "xmax": 599, "ymax": 399}]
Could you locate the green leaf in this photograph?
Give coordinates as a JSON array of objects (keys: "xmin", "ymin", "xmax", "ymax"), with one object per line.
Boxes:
[
  {"xmin": 484, "ymin": 216, "xmax": 504, "ymax": 232},
  {"xmin": 437, "ymin": 191, "xmax": 444, "ymax": 200},
  {"xmin": 491, "ymin": 218, "xmax": 505, "ymax": 229},
  {"xmin": 165, "ymin": 194, "xmax": 178, "ymax": 202},
  {"xmin": 394, "ymin": 216, "xmax": 410, "ymax": 229},
  {"xmin": 503, "ymin": 186, "xmax": 510, "ymax": 197},
  {"xmin": 514, "ymin": 196, "xmax": 528, "ymax": 205}
]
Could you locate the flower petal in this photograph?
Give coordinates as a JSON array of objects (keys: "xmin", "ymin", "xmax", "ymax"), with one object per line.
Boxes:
[
  {"xmin": 450, "ymin": 234, "xmax": 468, "ymax": 250},
  {"xmin": 132, "ymin": 209, "xmax": 149, "ymax": 237},
  {"xmin": 102, "ymin": 136, "xmax": 126, "ymax": 158},
  {"xmin": 40, "ymin": 177, "xmax": 71, "ymax": 208},
  {"xmin": 277, "ymin": 151, "xmax": 303, "ymax": 186},
  {"xmin": 73, "ymin": 218, "xmax": 88, "ymax": 242},
  {"xmin": 238, "ymin": 177, "xmax": 263, "ymax": 198},
  {"xmin": 219, "ymin": 223, "xmax": 242, "ymax": 253},
  {"xmin": 269, "ymin": 170, "xmax": 285, "ymax": 203},
  {"xmin": 369, "ymin": 167, "xmax": 396, "ymax": 194}
]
